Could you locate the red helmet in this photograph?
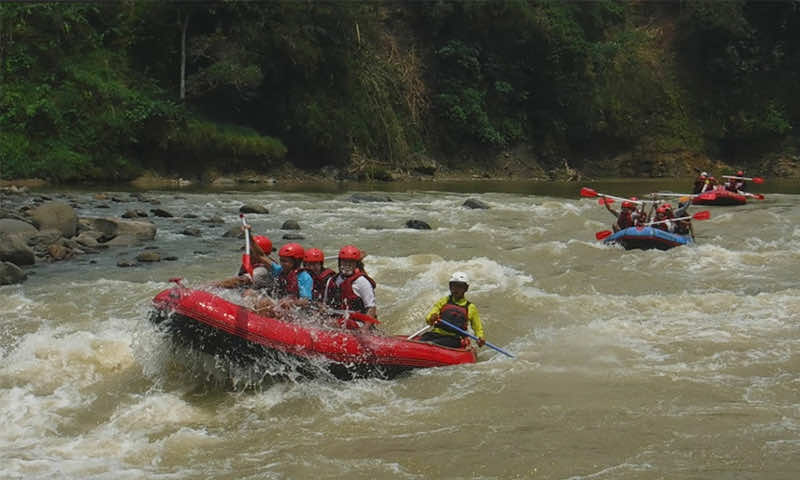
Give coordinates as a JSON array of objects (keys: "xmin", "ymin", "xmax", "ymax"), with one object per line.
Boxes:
[
  {"xmin": 338, "ymin": 245, "xmax": 362, "ymax": 261},
  {"xmin": 252, "ymin": 235, "xmax": 272, "ymax": 253},
  {"xmin": 278, "ymin": 243, "xmax": 304, "ymax": 260},
  {"xmin": 737, "ymin": 170, "xmax": 744, "ymax": 176},
  {"xmin": 303, "ymin": 247, "xmax": 324, "ymax": 263},
  {"xmin": 662, "ymin": 203, "xmax": 672, "ymax": 210}
]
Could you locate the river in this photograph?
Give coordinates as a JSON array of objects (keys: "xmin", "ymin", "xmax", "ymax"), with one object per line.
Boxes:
[{"xmin": 1, "ymin": 179, "xmax": 798, "ymax": 479}]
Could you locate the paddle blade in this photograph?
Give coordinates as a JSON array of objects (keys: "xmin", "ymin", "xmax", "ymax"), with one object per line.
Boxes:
[
  {"xmin": 597, "ymin": 197, "xmax": 614, "ymax": 205},
  {"xmin": 595, "ymin": 230, "xmax": 613, "ymax": 240},
  {"xmin": 580, "ymin": 187, "xmax": 598, "ymax": 198},
  {"xmin": 692, "ymin": 210, "xmax": 711, "ymax": 221},
  {"xmin": 752, "ymin": 177, "xmax": 764, "ymax": 184},
  {"xmin": 756, "ymin": 194, "xmax": 765, "ymax": 200}
]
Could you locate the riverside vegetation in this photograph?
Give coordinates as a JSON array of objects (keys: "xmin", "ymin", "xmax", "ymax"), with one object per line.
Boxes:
[{"xmin": 2, "ymin": 1, "xmax": 800, "ymax": 184}]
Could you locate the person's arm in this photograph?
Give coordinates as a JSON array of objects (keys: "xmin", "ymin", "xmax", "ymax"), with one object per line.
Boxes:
[
  {"xmin": 425, "ymin": 297, "xmax": 448, "ymax": 324},
  {"xmin": 352, "ymin": 276, "xmax": 378, "ymax": 318},
  {"xmin": 297, "ymin": 271, "xmax": 313, "ymax": 300},
  {"xmin": 604, "ymin": 200, "xmax": 619, "ymax": 217},
  {"xmin": 468, "ymin": 303, "xmax": 485, "ymax": 342}
]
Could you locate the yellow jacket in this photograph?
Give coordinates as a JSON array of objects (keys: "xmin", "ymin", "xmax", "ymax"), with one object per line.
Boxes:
[{"xmin": 425, "ymin": 295, "xmax": 484, "ymax": 339}]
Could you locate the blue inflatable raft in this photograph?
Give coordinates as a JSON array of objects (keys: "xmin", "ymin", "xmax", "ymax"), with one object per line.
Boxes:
[{"xmin": 603, "ymin": 226, "xmax": 693, "ymax": 251}]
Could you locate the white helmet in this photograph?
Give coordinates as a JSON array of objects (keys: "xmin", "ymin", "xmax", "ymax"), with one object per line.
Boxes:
[
  {"xmin": 701, "ymin": 171, "xmax": 708, "ymax": 177},
  {"xmin": 449, "ymin": 271, "xmax": 469, "ymax": 285}
]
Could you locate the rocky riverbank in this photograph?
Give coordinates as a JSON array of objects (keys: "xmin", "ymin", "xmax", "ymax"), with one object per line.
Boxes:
[{"xmin": 0, "ymin": 186, "xmax": 490, "ymax": 286}]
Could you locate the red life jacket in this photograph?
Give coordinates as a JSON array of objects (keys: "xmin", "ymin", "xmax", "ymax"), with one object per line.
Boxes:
[
  {"xmin": 618, "ymin": 211, "xmax": 634, "ymax": 229},
  {"xmin": 325, "ymin": 269, "xmax": 376, "ymax": 313},
  {"xmin": 438, "ymin": 296, "xmax": 470, "ymax": 334},
  {"xmin": 312, "ymin": 268, "xmax": 336, "ymax": 301},
  {"xmin": 275, "ymin": 266, "xmax": 309, "ymax": 298}
]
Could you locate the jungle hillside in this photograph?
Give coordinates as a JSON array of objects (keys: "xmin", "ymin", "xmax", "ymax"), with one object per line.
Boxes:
[{"xmin": 2, "ymin": 1, "xmax": 800, "ymax": 183}]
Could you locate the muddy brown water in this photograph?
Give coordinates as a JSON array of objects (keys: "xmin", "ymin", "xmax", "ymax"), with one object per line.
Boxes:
[{"xmin": 1, "ymin": 180, "xmax": 798, "ymax": 479}]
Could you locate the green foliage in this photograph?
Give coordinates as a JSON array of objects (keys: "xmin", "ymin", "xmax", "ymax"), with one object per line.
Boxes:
[
  {"xmin": 169, "ymin": 120, "xmax": 287, "ymax": 172},
  {"xmin": 1, "ymin": 1, "xmax": 799, "ymax": 180}
]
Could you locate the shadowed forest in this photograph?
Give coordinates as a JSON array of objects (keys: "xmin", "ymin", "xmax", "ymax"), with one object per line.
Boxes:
[{"xmin": 2, "ymin": 1, "xmax": 800, "ymax": 182}]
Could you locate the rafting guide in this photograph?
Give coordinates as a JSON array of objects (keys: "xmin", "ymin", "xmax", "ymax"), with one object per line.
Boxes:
[{"xmin": 419, "ymin": 272, "xmax": 485, "ymax": 349}]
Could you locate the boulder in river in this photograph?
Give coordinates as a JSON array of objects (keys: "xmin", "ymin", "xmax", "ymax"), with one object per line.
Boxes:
[
  {"xmin": 462, "ymin": 198, "xmax": 490, "ymax": 209},
  {"xmin": 0, "ymin": 233, "xmax": 36, "ymax": 266},
  {"xmin": 239, "ymin": 204, "xmax": 269, "ymax": 214},
  {"xmin": 29, "ymin": 201, "xmax": 78, "ymax": 237},
  {"xmin": 281, "ymin": 220, "xmax": 301, "ymax": 230},
  {"xmin": 81, "ymin": 217, "xmax": 157, "ymax": 241},
  {"xmin": 136, "ymin": 251, "xmax": 161, "ymax": 262},
  {"xmin": 150, "ymin": 208, "xmax": 173, "ymax": 218},
  {"xmin": 405, "ymin": 220, "xmax": 431, "ymax": 230},
  {"xmin": 0, "ymin": 218, "xmax": 37, "ymax": 235},
  {"xmin": 0, "ymin": 261, "xmax": 26, "ymax": 285}
]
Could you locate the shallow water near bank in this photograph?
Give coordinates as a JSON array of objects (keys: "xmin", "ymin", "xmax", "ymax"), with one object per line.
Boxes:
[{"xmin": 1, "ymin": 180, "xmax": 799, "ymax": 478}]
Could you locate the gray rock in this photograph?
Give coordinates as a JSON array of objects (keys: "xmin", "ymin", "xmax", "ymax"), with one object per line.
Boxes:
[
  {"xmin": 281, "ymin": 220, "xmax": 301, "ymax": 230},
  {"xmin": 349, "ymin": 193, "xmax": 393, "ymax": 203},
  {"xmin": 102, "ymin": 235, "xmax": 142, "ymax": 247},
  {"xmin": 74, "ymin": 232, "xmax": 100, "ymax": 248},
  {"xmin": 47, "ymin": 243, "xmax": 73, "ymax": 261},
  {"xmin": 0, "ymin": 233, "xmax": 36, "ymax": 266},
  {"xmin": 82, "ymin": 217, "xmax": 157, "ymax": 241},
  {"xmin": 282, "ymin": 233, "xmax": 305, "ymax": 240},
  {"xmin": 204, "ymin": 216, "xmax": 225, "ymax": 224},
  {"xmin": 212, "ymin": 177, "xmax": 237, "ymax": 187},
  {"xmin": 406, "ymin": 219, "xmax": 432, "ymax": 230},
  {"xmin": 164, "ymin": 256, "xmax": 179, "ymax": 261},
  {"xmin": 24, "ymin": 229, "xmax": 63, "ymax": 249},
  {"xmin": 0, "ymin": 218, "xmax": 37, "ymax": 235},
  {"xmin": 222, "ymin": 226, "xmax": 245, "ymax": 238},
  {"xmin": 0, "ymin": 261, "xmax": 26, "ymax": 285},
  {"xmin": 136, "ymin": 251, "xmax": 161, "ymax": 262},
  {"xmin": 29, "ymin": 202, "xmax": 78, "ymax": 237},
  {"xmin": 150, "ymin": 208, "xmax": 173, "ymax": 218},
  {"xmin": 239, "ymin": 204, "xmax": 269, "ymax": 214},
  {"xmin": 183, "ymin": 213, "xmax": 198, "ymax": 219},
  {"xmin": 117, "ymin": 260, "xmax": 137, "ymax": 268},
  {"xmin": 121, "ymin": 209, "xmax": 148, "ymax": 218},
  {"xmin": 180, "ymin": 228, "xmax": 202, "ymax": 237},
  {"xmin": 463, "ymin": 198, "xmax": 490, "ymax": 209}
]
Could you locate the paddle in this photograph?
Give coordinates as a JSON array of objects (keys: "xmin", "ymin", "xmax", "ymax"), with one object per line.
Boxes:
[
  {"xmin": 580, "ymin": 187, "xmax": 659, "ymax": 205},
  {"xmin": 596, "ymin": 230, "xmax": 614, "ymax": 240},
  {"xmin": 407, "ymin": 324, "xmax": 432, "ymax": 340},
  {"xmin": 436, "ymin": 318, "xmax": 515, "ymax": 358},
  {"xmin": 646, "ymin": 210, "xmax": 710, "ymax": 226},
  {"xmin": 239, "ymin": 214, "xmax": 254, "ymax": 278},
  {"xmin": 722, "ymin": 175, "xmax": 764, "ymax": 184},
  {"xmin": 743, "ymin": 192, "xmax": 765, "ymax": 200},
  {"xmin": 650, "ymin": 192, "xmax": 697, "ymax": 198}
]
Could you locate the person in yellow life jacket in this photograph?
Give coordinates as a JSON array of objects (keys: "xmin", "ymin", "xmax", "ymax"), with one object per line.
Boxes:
[{"xmin": 419, "ymin": 271, "xmax": 485, "ymax": 348}]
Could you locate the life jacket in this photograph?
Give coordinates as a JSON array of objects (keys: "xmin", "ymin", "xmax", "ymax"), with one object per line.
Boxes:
[
  {"xmin": 325, "ymin": 269, "xmax": 376, "ymax": 313},
  {"xmin": 617, "ymin": 210, "xmax": 634, "ymax": 229},
  {"xmin": 438, "ymin": 296, "xmax": 470, "ymax": 335},
  {"xmin": 312, "ymin": 268, "xmax": 336, "ymax": 301},
  {"xmin": 274, "ymin": 266, "xmax": 310, "ymax": 298}
]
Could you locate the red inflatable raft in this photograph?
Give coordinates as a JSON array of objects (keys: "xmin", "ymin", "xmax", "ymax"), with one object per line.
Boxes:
[
  {"xmin": 692, "ymin": 188, "xmax": 747, "ymax": 206},
  {"xmin": 150, "ymin": 286, "xmax": 477, "ymax": 379}
]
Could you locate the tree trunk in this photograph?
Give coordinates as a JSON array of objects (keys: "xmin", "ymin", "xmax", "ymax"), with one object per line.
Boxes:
[{"xmin": 179, "ymin": 11, "xmax": 191, "ymax": 101}]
